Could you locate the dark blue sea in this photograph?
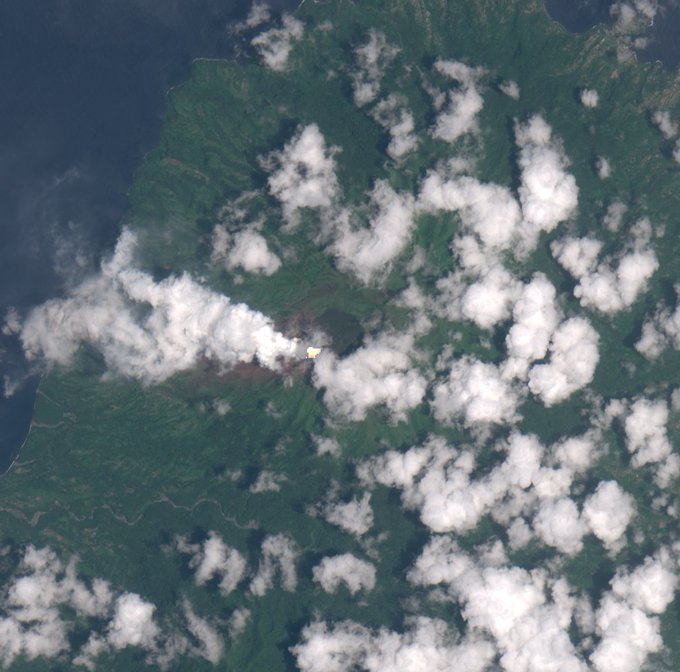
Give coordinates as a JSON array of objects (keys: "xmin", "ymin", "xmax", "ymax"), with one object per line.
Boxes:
[{"xmin": 0, "ymin": 0, "xmax": 678, "ymax": 471}]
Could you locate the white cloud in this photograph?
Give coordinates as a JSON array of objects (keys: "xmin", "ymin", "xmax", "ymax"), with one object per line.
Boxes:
[
  {"xmin": 527, "ymin": 317, "xmax": 600, "ymax": 406},
  {"xmin": 249, "ymin": 469, "xmax": 284, "ymax": 493},
  {"xmin": 651, "ymin": 109, "xmax": 677, "ymax": 139},
  {"xmin": 360, "ymin": 432, "xmax": 595, "ymax": 539},
  {"xmin": 623, "ymin": 398, "xmax": 679, "ymax": 487},
  {"xmin": 359, "ymin": 436, "xmax": 485, "ymax": 534},
  {"xmin": 312, "ymin": 331, "xmax": 427, "ymax": 422},
  {"xmin": 499, "ymin": 80, "xmax": 520, "ymax": 99},
  {"xmin": 212, "ymin": 225, "xmax": 282, "ymax": 276},
  {"xmin": 433, "ymin": 356, "xmax": 519, "ymax": 426},
  {"xmin": 611, "ymin": 1, "xmax": 658, "ymax": 35},
  {"xmin": 313, "ymin": 435, "xmax": 342, "ymax": 457},
  {"xmin": 0, "ymin": 547, "xmax": 86, "ymax": 665},
  {"xmin": 636, "ymin": 290, "xmax": 680, "ymax": 359},
  {"xmin": 322, "ymin": 492, "xmax": 374, "ymax": 537},
  {"xmin": 582, "ymin": 481, "xmax": 635, "ymax": 552},
  {"xmin": 328, "ymin": 181, "xmax": 416, "ymax": 284},
  {"xmin": 0, "ymin": 544, "xmax": 238, "ymax": 669},
  {"xmin": 515, "ymin": 115, "xmax": 578, "ymax": 245},
  {"xmin": 408, "ymin": 543, "xmax": 588, "ymax": 672},
  {"xmin": 370, "ymin": 95, "xmax": 418, "ymax": 160},
  {"xmin": 551, "ymin": 433, "xmax": 600, "ymax": 473},
  {"xmin": 107, "ymin": 592, "xmax": 159, "ymax": 650},
  {"xmin": 312, "ymin": 554, "xmax": 376, "ymax": 595},
  {"xmin": 456, "ymin": 265, "xmax": 521, "ymax": 330},
  {"xmin": 231, "ymin": 1, "xmax": 270, "ymax": 33},
  {"xmin": 418, "ymin": 172, "xmax": 522, "ymax": 253},
  {"xmin": 551, "ymin": 230, "xmax": 658, "ymax": 315},
  {"xmin": 611, "ymin": 551, "xmax": 678, "ymax": 615},
  {"xmin": 227, "ymin": 607, "xmax": 251, "ymax": 639},
  {"xmin": 591, "ymin": 547, "xmax": 676, "ymax": 672},
  {"xmin": 591, "ymin": 595, "xmax": 662, "ymax": 672},
  {"xmin": 182, "ymin": 600, "xmax": 224, "ymax": 664},
  {"xmin": 19, "ymin": 229, "xmax": 301, "ymax": 383},
  {"xmin": 551, "ymin": 237, "xmax": 602, "ymax": 278},
  {"xmin": 580, "ymin": 88, "xmax": 599, "ymax": 108},
  {"xmin": 673, "ymin": 138, "xmax": 680, "ymax": 164},
  {"xmin": 264, "ymin": 124, "xmax": 339, "ymax": 227},
  {"xmin": 292, "ymin": 616, "xmax": 495, "ymax": 672},
  {"xmin": 532, "ymin": 497, "xmax": 587, "ymax": 555},
  {"xmin": 251, "ymin": 14, "xmax": 304, "ymax": 71},
  {"xmin": 602, "ymin": 201, "xmax": 627, "ymax": 232},
  {"xmin": 431, "ymin": 60, "xmax": 484, "ymax": 143},
  {"xmin": 250, "ymin": 534, "xmax": 298, "ymax": 596},
  {"xmin": 351, "ymin": 31, "xmax": 400, "ymax": 107},
  {"xmin": 503, "ymin": 273, "xmax": 560, "ymax": 379},
  {"xmin": 176, "ymin": 531, "xmax": 248, "ymax": 595},
  {"xmin": 595, "ymin": 156, "xmax": 611, "ymax": 179},
  {"xmin": 624, "ymin": 398, "xmax": 671, "ymax": 467}
]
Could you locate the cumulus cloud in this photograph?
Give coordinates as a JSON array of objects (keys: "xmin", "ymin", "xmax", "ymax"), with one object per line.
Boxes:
[
  {"xmin": 582, "ymin": 481, "xmax": 635, "ymax": 552},
  {"xmin": 503, "ymin": 273, "xmax": 560, "ymax": 379},
  {"xmin": 327, "ymin": 181, "xmax": 416, "ymax": 283},
  {"xmin": 432, "ymin": 264, "xmax": 521, "ymax": 330},
  {"xmin": 263, "ymin": 124, "xmax": 339, "ymax": 227},
  {"xmin": 212, "ymin": 224, "xmax": 281, "ymax": 276},
  {"xmin": 300, "ymin": 546, "xmax": 671, "ymax": 672},
  {"xmin": 611, "ymin": 1, "xmax": 658, "ymax": 37},
  {"xmin": 636, "ymin": 288, "xmax": 680, "ymax": 359},
  {"xmin": 673, "ymin": 138, "xmax": 680, "ymax": 164},
  {"xmin": 351, "ymin": 31, "xmax": 400, "ymax": 107},
  {"xmin": 624, "ymin": 398, "xmax": 671, "ymax": 467},
  {"xmin": 602, "ymin": 201, "xmax": 627, "ymax": 232},
  {"xmin": 370, "ymin": 94, "xmax": 419, "ymax": 160},
  {"xmin": 18, "ymin": 229, "xmax": 301, "ymax": 383},
  {"xmin": 231, "ymin": 1, "xmax": 270, "ymax": 33},
  {"xmin": 360, "ymin": 432, "xmax": 604, "ymax": 544},
  {"xmin": 418, "ymin": 172, "xmax": 522, "ymax": 254},
  {"xmin": 433, "ymin": 356, "xmax": 519, "ymax": 426},
  {"xmin": 408, "ymin": 542, "xmax": 588, "ymax": 672},
  {"xmin": 107, "ymin": 592, "xmax": 160, "ymax": 650},
  {"xmin": 623, "ymin": 398, "xmax": 679, "ymax": 487},
  {"xmin": 0, "ymin": 546, "xmax": 112, "ymax": 666},
  {"xmin": 312, "ymin": 331, "xmax": 427, "ymax": 422},
  {"xmin": 595, "ymin": 156, "xmax": 611, "ymax": 179},
  {"xmin": 527, "ymin": 317, "xmax": 599, "ymax": 406},
  {"xmin": 249, "ymin": 533, "xmax": 298, "ymax": 596},
  {"xmin": 499, "ymin": 80, "xmax": 520, "ymax": 99},
  {"xmin": 292, "ymin": 616, "xmax": 495, "ymax": 672},
  {"xmin": 651, "ymin": 109, "xmax": 677, "ymax": 139},
  {"xmin": 431, "ymin": 60, "xmax": 485, "ymax": 143},
  {"xmin": 515, "ymin": 115, "xmax": 578, "ymax": 245},
  {"xmin": 551, "ymin": 229, "xmax": 658, "ymax": 315},
  {"xmin": 321, "ymin": 492, "xmax": 374, "ymax": 537},
  {"xmin": 591, "ymin": 547, "xmax": 677, "ymax": 672},
  {"xmin": 175, "ymin": 532, "xmax": 248, "ymax": 595},
  {"xmin": 533, "ymin": 497, "xmax": 588, "ymax": 555},
  {"xmin": 0, "ymin": 545, "xmax": 223, "ymax": 670},
  {"xmin": 182, "ymin": 600, "xmax": 224, "ymax": 664},
  {"xmin": 249, "ymin": 469, "xmax": 285, "ymax": 493},
  {"xmin": 312, "ymin": 554, "xmax": 376, "ymax": 595},
  {"xmin": 580, "ymin": 88, "xmax": 599, "ymax": 108},
  {"xmin": 251, "ymin": 14, "xmax": 304, "ymax": 71}
]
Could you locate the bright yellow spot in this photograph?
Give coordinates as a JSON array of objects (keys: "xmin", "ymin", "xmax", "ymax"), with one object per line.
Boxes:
[{"xmin": 306, "ymin": 346, "xmax": 322, "ymax": 359}]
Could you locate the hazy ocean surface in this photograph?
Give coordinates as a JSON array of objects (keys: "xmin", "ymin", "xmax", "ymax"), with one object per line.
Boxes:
[{"xmin": 0, "ymin": 0, "xmax": 297, "ymax": 471}]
